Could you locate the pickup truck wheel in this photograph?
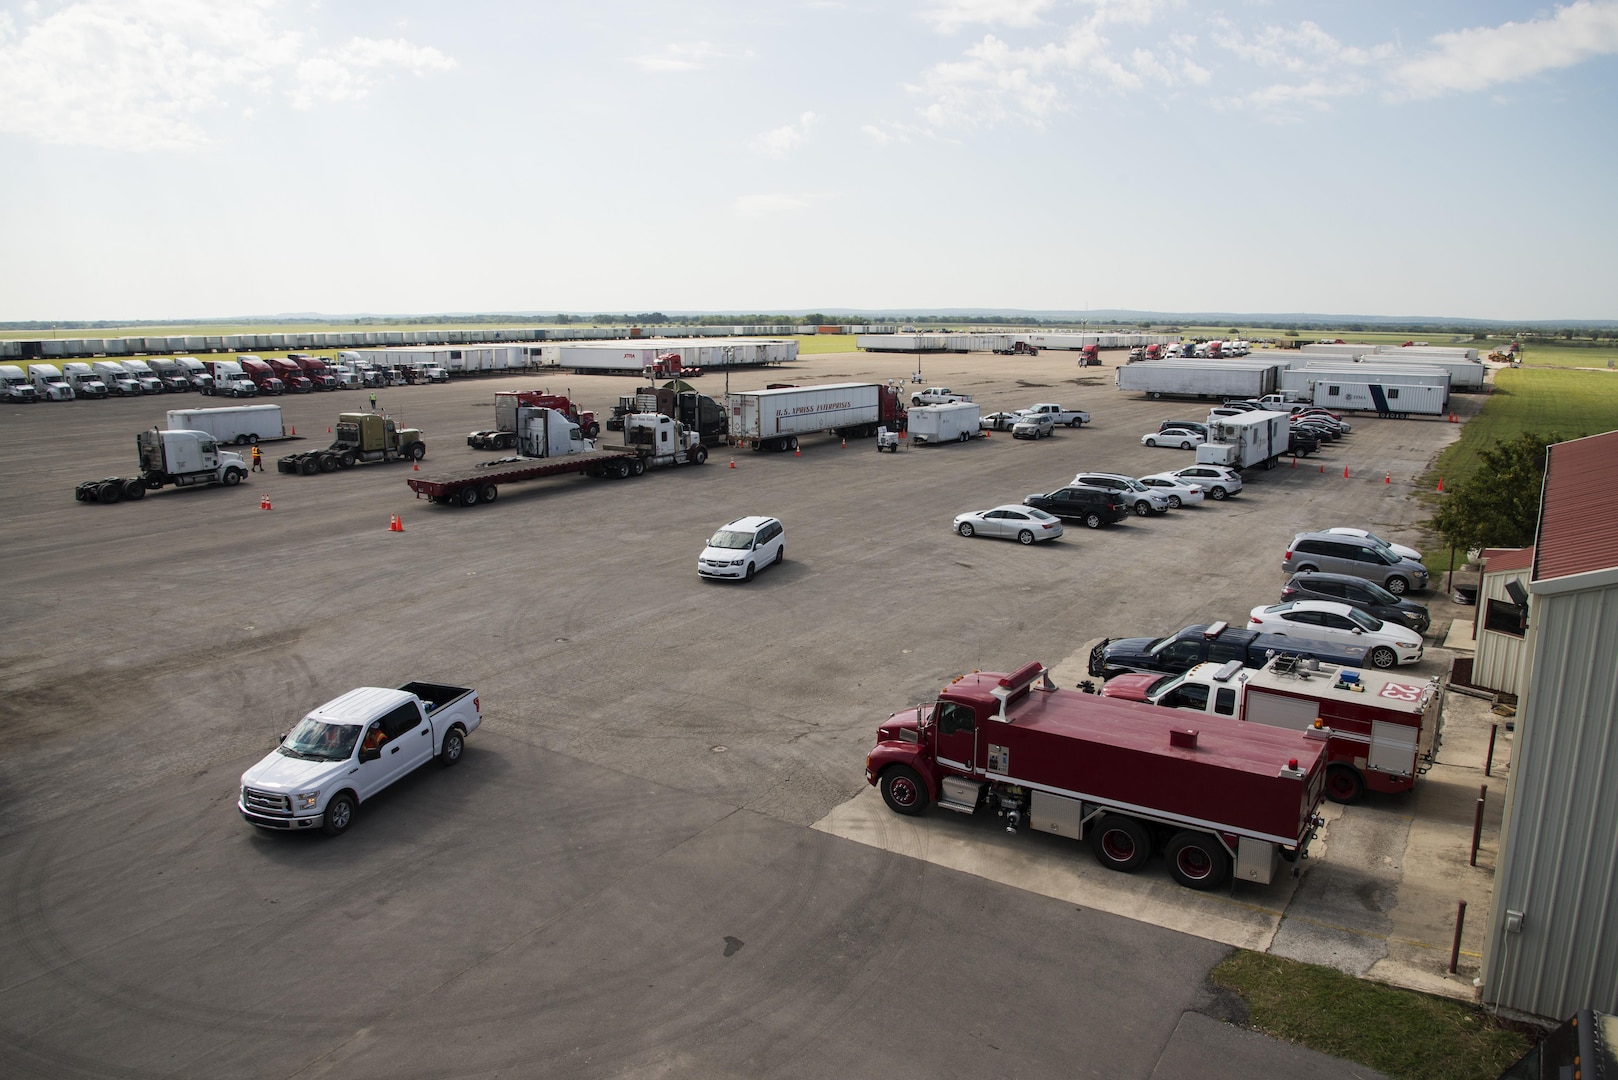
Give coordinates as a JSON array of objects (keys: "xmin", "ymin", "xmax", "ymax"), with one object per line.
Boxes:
[
  {"xmin": 958, "ymin": 522, "xmax": 975, "ymax": 538},
  {"xmin": 458, "ymin": 487, "xmax": 480, "ymax": 507},
  {"xmin": 1369, "ymin": 646, "xmax": 1398, "ymax": 669},
  {"xmin": 322, "ymin": 793, "xmax": 356, "ymax": 836},
  {"xmin": 879, "ymin": 765, "xmax": 929, "ymax": 815},
  {"xmin": 439, "ymin": 727, "xmax": 465, "ymax": 766},
  {"xmin": 1017, "ymin": 529, "xmax": 1034, "ymax": 545},
  {"xmin": 1165, "ymin": 830, "xmax": 1230, "ymax": 890},
  {"xmin": 1070, "ymin": 418, "xmax": 1082, "ymax": 427},
  {"xmin": 1325, "ymin": 764, "xmax": 1365, "ymax": 804},
  {"xmin": 1089, "ymin": 815, "xmax": 1151, "ymax": 872},
  {"xmin": 479, "ymin": 484, "xmax": 498, "ymax": 504},
  {"xmin": 692, "ymin": 446, "xmax": 708, "ymax": 465},
  {"xmin": 223, "ymin": 469, "xmax": 243, "ymax": 486},
  {"xmin": 1084, "ymin": 513, "xmax": 1102, "ymax": 529}
]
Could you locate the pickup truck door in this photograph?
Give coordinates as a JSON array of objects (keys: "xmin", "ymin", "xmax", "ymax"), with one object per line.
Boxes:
[{"xmin": 359, "ymin": 702, "xmax": 434, "ymax": 795}]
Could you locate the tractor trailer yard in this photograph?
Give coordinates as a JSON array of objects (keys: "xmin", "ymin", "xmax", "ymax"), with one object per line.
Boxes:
[{"xmin": 0, "ymin": 347, "xmax": 1504, "ymax": 1079}]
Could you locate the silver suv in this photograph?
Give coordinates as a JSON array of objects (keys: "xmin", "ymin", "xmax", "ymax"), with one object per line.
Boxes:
[
  {"xmin": 1283, "ymin": 531, "xmax": 1429, "ymax": 595},
  {"xmin": 1071, "ymin": 472, "xmax": 1171, "ymax": 515}
]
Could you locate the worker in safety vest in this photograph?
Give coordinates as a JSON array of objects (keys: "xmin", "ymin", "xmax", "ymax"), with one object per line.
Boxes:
[{"xmin": 251, "ymin": 444, "xmax": 264, "ymax": 471}]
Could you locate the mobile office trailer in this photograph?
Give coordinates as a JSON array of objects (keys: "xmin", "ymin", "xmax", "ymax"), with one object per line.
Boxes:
[
  {"xmin": 1115, "ymin": 360, "xmax": 1283, "ymax": 400},
  {"xmin": 908, "ymin": 401, "xmax": 983, "ymax": 444},
  {"xmin": 1196, "ymin": 410, "xmax": 1290, "ymax": 469},
  {"xmin": 29, "ymin": 363, "xmax": 76, "ymax": 400},
  {"xmin": 1281, "ymin": 365, "xmax": 1451, "ymax": 416},
  {"xmin": 726, "ymin": 382, "xmax": 906, "ymax": 451},
  {"xmin": 165, "ymin": 404, "xmax": 285, "ymax": 445}
]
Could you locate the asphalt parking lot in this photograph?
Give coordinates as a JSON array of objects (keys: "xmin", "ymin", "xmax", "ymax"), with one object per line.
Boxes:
[{"xmin": 0, "ymin": 349, "xmax": 1487, "ymax": 1078}]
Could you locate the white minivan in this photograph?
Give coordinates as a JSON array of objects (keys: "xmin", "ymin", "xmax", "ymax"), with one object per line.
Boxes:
[{"xmin": 698, "ymin": 516, "xmax": 785, "ymax": 582}]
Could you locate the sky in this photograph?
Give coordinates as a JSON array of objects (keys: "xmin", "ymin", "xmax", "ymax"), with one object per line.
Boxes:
[{"xmin": 2, "ymin": 0, "xmax": 1616, "ymax": 323}]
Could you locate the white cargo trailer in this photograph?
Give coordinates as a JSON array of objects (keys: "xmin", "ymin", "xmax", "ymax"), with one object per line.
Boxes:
[
  {"xmin": 165, "ymin": 404, "xmax": 285, "ymax": 445},
  {"xmin": 726, "ymin": 382, "xmax": 904, "ymax": 452},
  {"xmin": 1281, "ymin": 364, "xmax": 1451, "ymax": 415},
  {"xmin": 1375, "ymin": 344, "xmax": 1480, "ymax": 362},
  {"xmin": 1196, "ymin": 410, "xmax": 1290, "ymax": 470},
  {"xmin": 908, "ymin": 401, "xmax": 982, "ymax": 445},
  {"xmin": 1115, "ymin": 360, "xmax": 1284, "ymax": 400},
  {"xmin": 1360, "ymin": 353, "xmax": 1486, "ymax": 391}
]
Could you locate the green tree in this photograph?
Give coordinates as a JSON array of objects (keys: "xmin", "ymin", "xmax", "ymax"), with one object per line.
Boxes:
[{"xmin": 1428, "ymin": 432, "xmax": 1559, "ymax": 551}]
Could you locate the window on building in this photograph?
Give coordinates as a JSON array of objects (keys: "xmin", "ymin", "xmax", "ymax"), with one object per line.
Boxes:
[{"xmin": 1484, "ymin": 598, "xmax": 1526, "ymax": 637}]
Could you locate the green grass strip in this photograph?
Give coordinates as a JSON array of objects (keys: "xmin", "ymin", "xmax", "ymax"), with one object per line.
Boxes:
[{"xmin": 1210, "ymin": 951, "xmax": 1531, "ymax": 1080}]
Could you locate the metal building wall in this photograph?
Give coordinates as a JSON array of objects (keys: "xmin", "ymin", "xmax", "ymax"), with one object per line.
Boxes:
[
  {"xmin": 1483, "ymin": 569, "xmax": 1618, "ymax": 1018},
  {"xmin": 1472, "ymin": 566, "xmax": 1529, "ymax": 695}
]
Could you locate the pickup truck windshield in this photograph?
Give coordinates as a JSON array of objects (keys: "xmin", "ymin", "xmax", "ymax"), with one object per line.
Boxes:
[{"xmin": 279, "ymin": 718, "xmax": 360, "ymax": 762}]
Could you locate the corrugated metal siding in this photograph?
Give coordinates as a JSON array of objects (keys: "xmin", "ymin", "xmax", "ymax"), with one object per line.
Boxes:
[
  {"xmin": 1483, "ymin": 582, "xmax": 1618, "ymax": 1018},
  {"xmin": 1473, "ymin": 565, "xmax": 1529, "ymax": 694},
  {"xmin": 1536, "ymin": 432, "xmax": 1618, "ymax": 582}
]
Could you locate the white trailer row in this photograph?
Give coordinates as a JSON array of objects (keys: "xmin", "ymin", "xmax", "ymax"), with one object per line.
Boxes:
[
  {"xmin": 856, "ymin": 332, "xmax": 1180, "ymax": 353},
  {"xmin": 1300, "ymin": 343, "xmax": 1481, "ymax": 363},
  {"xmin": 541, "ymin": 338, "xmax": 797, "ymax": 373},
  {"xmin": 1115, "ymin": 360, "xmax": 1288, "ymax": 399},
  {"xmin": 1294, "ymin": 344, "xmax": 1485, "ymax": 390},
  {"xmin": 342, "ymin": 345, "xmax": 530, "ymax": 375}
]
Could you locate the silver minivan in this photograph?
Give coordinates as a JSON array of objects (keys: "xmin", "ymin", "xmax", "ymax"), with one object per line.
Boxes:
[{"xmin": 1282, "ymin": 531, "xmax": 1429, "ymax": 595}]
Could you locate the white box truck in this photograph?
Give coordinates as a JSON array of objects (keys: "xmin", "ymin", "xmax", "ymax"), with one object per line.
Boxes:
[
  {"xmin": 908, "ymin": 401, "xmax": 983, "ymax": 445},
  {"xmin": 726, "ymin": 382, "xmax": 906, "ymax": 451},
  {"xmin": 1196, "ymin": 410, "xmax": 1290, "ymax": 469},
  {"xmin": 165, "ymin": 404, "xmax": 285, "ymax": 445}
]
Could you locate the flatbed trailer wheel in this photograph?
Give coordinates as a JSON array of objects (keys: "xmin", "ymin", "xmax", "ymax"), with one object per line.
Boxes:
[
  {"xmin": 458, "ymin": 487, "xmax": 479, "ymax": 507},
  {"xmin": 479, "ymin": 484, "xmax": 498, "ymax": 504}
]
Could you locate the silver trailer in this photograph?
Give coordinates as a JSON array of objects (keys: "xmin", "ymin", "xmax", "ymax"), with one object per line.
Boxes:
[{"xmin": 1116, "ymin": 360, "xmax": 1284, "ymax": 400}]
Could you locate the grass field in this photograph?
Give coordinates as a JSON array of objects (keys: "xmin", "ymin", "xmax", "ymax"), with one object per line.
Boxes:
[
  {"xmin": 1427, "ymin": 367, "xmax": 1618, "ymax": 488},
  {"xmin": 1211, "ymin": 952, "xmax": 1532, "ymax": 1080}
]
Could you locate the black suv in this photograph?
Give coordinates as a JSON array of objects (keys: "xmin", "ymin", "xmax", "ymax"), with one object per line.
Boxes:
[
  {"xmin": 1281, "ymin": 572, "xmax": 1431, "ymax": 633},
  {"xmin": 1023, "ymin": 486, "xmax": 1129, "ymax": 528}
]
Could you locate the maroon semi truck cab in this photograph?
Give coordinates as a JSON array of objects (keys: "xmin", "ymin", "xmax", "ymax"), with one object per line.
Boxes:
[{"xmin": 866, "ymin": 662, "xmax": 1329, "ymax": 890}]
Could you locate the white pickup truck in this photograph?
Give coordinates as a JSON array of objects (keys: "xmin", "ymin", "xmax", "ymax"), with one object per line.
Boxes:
[
  {"xmin": 238, "ymin": 681, "xmax": 481, "ymax": 836},
  {"xmin": 910, "ymin": 386, "xmax": 973, "ymax": 406},
  {"xmin": 1017, "ymin": 402, "xmax": 1090, "ymax": 428}
]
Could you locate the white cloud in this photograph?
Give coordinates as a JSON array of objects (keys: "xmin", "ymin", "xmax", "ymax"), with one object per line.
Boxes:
[
  {"xmin": 293, "ymin": 37, "xmax": 455, "ymax": 109},
  {"xmin": 630, "ymin": 41, "xmax": 747, "ymax": 73},
  {"xmin": 0, "ymin": 0, "xmax": 453, "ymax": 151},
  {"xmin": 861, "ymin": 124, "xmax": 891, "ymax": 144},
  {"xmin": 920, "ymin": 0, "xmax": 1056, "ymax": 34},
  {"xmin": 1396, "ymin": 0, "xmax": 1618, "ymax": 98},
  {"xmin": 732, "ymin": 193, "xmax": 821, "ymax": 218},
  {"xmin": 751, "ymin": 112, "xmax": 817, "ymax": 158}
]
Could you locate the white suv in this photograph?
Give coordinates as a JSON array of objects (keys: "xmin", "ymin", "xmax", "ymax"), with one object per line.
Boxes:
[{"xmin": 698, "ymin": 516, "xmax": 785, "ymax": 581}]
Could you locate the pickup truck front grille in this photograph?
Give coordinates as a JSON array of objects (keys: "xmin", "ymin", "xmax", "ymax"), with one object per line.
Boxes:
[{"xmin": 242, "ymin": 788, "xmax": 291, "ymax": 815}]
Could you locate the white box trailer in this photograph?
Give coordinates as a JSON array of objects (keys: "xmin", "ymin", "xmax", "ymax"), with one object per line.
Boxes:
[
  {"xmin": 165, "ymin": 404, "xmax": 285, "ymax": 445},
  {"xmin": 1018, "ymin": 333, "xmax": 1099, "ymax": 351},
  {"xmin": 1196, "ymin": 410, "xmax": 1290, "ymax": 469},
  {"xmin": 1299, "ymin": 343, "xmax": 1377, "ymax": 360},
  {"xmin": 908, "ymin": 401, "xmax": 982, "ymax": 445},
  {"xmin": 857, "ymin": 334, "xmax": 951, "ymax": 353},
  {"xmin": 1115, "ymin": 360, "xmax": 1283, "ymax": 400},
  {"xmin": 1298, "ymin": 374, "xmax": 1450, "ymax": 418},
  {"xmin": 1362, "ymin": 353, "xmax": 1486, "ymax": 391},
  {"xmin": 726, "ymin": 382, "xmax": 904, "ymax": 451},
  {"xmin": 1374, "ymin": 344, "xmax": 1480, "ymax": 362}
]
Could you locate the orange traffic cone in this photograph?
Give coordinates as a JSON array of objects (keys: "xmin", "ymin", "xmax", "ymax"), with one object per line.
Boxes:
[
  {"xmin": 290, "ymin": 425, "xmax": 296, "ymax": 435},
  {"xmin": 1319, "ymin": 464, "xmax": 1324, "ymax": 473},
  {"xmin": 260, "ymin": 495, "xmax": 272, "ymax": 510},
  {"xmin": 983, "ymin": 430, "xmax": 990, "ymax": 438},
  {"xmin": 1385, "ymin": 471, "xmax": 1391, "ymax": 484},
  {"xmin": 389, "ymin": 514, "xmax": 403, "ymax": 532},
  {"xmin": 840, "ymin": 438, "xmax": 847, "ymax": 449},
  {"xmin": 794, "ymin": 447, "xmax": 800, "ymax": 457},
  {"xmin": 412, "ymin": 460, "xmax": 419, "ymax": 471},
  {"xmin": 728, "ymin": 458, "xmax": 736, "ymax": 469},
  {"xmin": 327, "ymin": 426, "xmax": 332, "ymax": 434},
  {"xmin": 1290, "ymin": 455, "xmax": 1296, "ymax": 468},
  {"xmin": 1343, "ymin": 466, "xmax": 1350, "ymax": 478},
  {"xmin": 1437, "ymin": 478, "xmax": 1444, "ymax": 492}
]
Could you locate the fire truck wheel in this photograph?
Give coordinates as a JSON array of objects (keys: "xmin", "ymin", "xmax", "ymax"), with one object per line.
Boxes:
[
  {"xmin": 1165, "ymin": 831, "xmax": 1229, "ymax": 890},
  {"xmin": 1089, "ymin": 815, "xmax": 1151, "ymax": 872},
  {"xmin": 1325, "ymin": 765, "xmax": 1365, "ymax": 804},
  {"xmin": 879, "ymin": 766, "xmax": 929, "ymax": 815}
]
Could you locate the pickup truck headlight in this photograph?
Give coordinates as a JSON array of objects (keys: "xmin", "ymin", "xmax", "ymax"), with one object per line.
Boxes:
[{"xmin": 295, "ymin": 791, "xmax": 320, "ymax": 810}]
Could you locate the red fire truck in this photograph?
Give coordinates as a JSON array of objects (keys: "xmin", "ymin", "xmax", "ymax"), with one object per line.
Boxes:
[
  {"xmin": 866, "ymin": 662, "xmax": 1329, "ymax": 891},
  {"xmin": 1101, "ymin": 656, "xmax": 1443, "ymax": 804}
]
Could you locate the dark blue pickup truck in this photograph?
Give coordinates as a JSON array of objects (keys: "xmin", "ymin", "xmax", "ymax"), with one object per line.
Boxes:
[{"xmin": 1088, "ymin": 621, "xmax": 1368, "ymax": 680}]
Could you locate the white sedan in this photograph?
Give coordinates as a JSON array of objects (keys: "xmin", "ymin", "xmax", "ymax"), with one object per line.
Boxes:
[
  {"xmin": 1247, "ymin": 599, "xmax": 1424, "ymax": 668},
  {"xmin": 953, "ymin": 505, "xmax": 1064, "ymax": 545},
  {"xmin": 1324, "ymin": 527, "xmax": 1421, "ymax": 562},
  {"xmin": 1137, "ymin": 473, "xmax": 1205, "ymax": 508},
  {"xmin": 1141, "ymin": 427, "xmax": 1206, "ymax": 449}
]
